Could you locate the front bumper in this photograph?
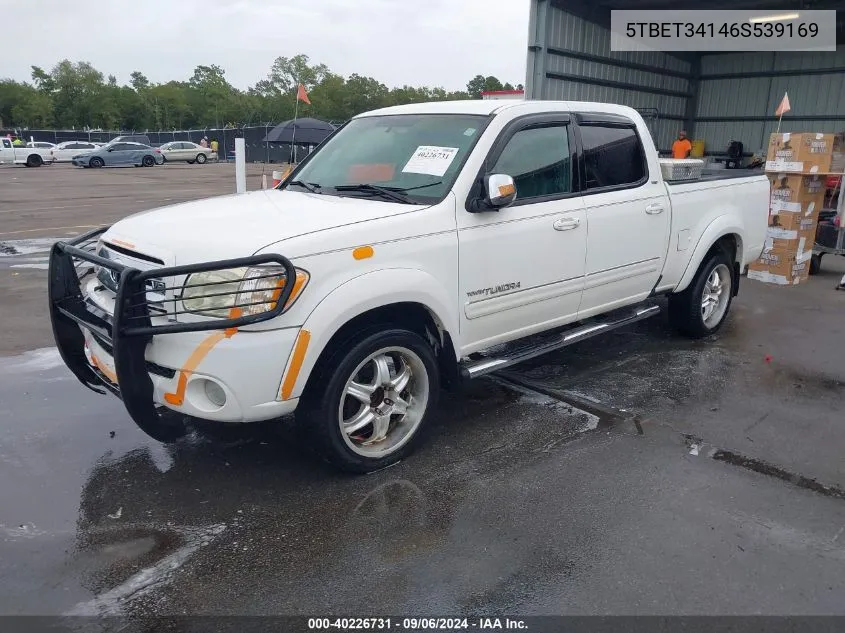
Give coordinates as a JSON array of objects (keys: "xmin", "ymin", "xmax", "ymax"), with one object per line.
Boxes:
[{"xmin": 48, "ymin": 227, "xmax": 300, "ymax": 441}]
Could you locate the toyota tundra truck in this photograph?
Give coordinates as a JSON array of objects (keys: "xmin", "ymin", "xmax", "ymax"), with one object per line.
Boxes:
[{"xmin": 48, "ymin": 100, "xmax": 769, "ymax": 472}]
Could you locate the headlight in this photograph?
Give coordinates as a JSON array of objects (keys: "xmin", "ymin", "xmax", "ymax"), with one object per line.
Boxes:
[{"xmin": 181, "ymin": 266, "xmax": 309, "ymax": 318}]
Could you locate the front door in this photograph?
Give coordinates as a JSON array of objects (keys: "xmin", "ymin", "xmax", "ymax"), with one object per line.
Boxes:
[
  {"xmin": 458, "ymin": 116, "xmax": 587, "ymax": 354},
  {"xmin": 0, "ymin": 138, "xmax": 13, "ymax": 164},
  {"xmin": 575, "ymin": 116, "xmax": 671, "ymax": 319}
]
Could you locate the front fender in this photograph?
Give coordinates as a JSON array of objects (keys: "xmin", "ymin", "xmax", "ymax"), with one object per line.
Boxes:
[
  {"xmin": 277, "ymin": 268, "xmax": 459, "ymax": 402},
  {"xmin": 674, "ymin": 217, "xmax": 747, "ymax": 293}
]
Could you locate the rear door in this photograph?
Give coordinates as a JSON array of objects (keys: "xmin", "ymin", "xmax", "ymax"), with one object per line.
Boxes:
[
  {"xmin": 180, "ymin": 142, "xmax": 197, "ymax": 160},
  {"xmin": 575, "ymin": 113, "xmax": 670, "ymax": 319}
]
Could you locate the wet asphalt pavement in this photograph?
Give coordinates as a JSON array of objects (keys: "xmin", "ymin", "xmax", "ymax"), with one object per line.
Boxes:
[{"xmin": 3, "ymin": 257, "xmax": 845, "ymax": 619}]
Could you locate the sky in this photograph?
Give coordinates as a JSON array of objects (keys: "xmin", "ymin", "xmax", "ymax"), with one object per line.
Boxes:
[{"xmin": 0, "ymin": 0, "xmax": 530, "ymax": 91}]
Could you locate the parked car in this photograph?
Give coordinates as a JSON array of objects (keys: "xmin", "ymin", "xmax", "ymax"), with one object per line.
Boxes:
[
  {"xmin": 0, "ymin": 137, "xmax": 55, "ymax": 166},
  {"xmin": 71, "ymin": 141, "xmax": 164, "ymax": 168},
  {"xmin": 50, "ymin": 140, "xmax": 102, "ymax": 163},
  {"xmin": 48, "ymin": 100, "xmax": 769, "ymax": 473},
  {"xmin": 158, "ymin": 141, "xmax": 217, "ymax": 164},
  {"xmin": 109, "ymin": 134, "xmax": 152, "ymax": 146},
  {"xmin": 26, "ymin": 141, "xmax": 57, "ymax": 150}
]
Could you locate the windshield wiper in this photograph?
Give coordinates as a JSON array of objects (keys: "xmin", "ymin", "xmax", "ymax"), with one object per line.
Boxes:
[
  {"xmin": 286, "ymin": 180, "xmax": 321, "ymax": 193},
  {"xmin": 332, "ymin": 183, "xmax": 416, "ymax": 204}
]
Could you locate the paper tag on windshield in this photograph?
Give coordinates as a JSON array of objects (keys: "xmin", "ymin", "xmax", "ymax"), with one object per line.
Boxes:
[{"xmin": 402, "ymin": 146, "xmax": 459, "ymax": 177}]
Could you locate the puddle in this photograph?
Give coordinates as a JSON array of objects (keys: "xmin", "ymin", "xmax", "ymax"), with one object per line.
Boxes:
[
  {"xmin": 0, "ymin": 237, "xmax": 60, "ymax": 257},
  {"xmin": 0, "ymin": 347, "xmax": 64, "ymax": 373}
]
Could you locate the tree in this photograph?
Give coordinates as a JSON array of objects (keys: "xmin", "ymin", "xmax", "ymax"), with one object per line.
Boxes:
[
  {"xmin": 466, "ymin": 75, "xmax": 506, "ymax": 99},
  {"xmin": 2, "ymin": 55, "xmax": 480, "ymax": 130},
  {"xmin": 130, "ymin": 71, "xmax": 149, "ymax": 92}
]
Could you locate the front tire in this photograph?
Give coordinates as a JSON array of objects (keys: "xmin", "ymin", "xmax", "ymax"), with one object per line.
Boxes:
[
  {"xmin": 296, "ymin": 328, "xmax": 440, "ymax": 473},
  {"xmin": 669, "ymin": 250, "xmax": 734, "ymax": 338},
  {"xmin": 89, "ymin": 157, "xmax": 104, "ymax": 168}
]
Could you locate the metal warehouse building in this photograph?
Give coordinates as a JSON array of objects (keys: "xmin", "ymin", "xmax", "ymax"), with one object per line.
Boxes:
[{"xmin": 526, "ymin": 0, "xmax": 845, "ymax": 155}]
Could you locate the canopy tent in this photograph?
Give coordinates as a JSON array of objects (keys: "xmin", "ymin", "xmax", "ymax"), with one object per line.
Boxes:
[{"xmin": 261, "ymin": 118, "xmax": 336, "ymax": 144}]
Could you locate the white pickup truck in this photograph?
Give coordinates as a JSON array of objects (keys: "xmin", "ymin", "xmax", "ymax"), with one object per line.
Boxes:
[
  {"xmin": 49, "ymin": 100, "xmax": 769, "ymax": 472},
  {"xmin": 0, "ymin": 137, "xmax": 54, "ymax": 166}
]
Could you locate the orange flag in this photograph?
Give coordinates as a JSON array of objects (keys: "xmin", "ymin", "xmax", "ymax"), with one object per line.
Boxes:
[
  {"xmin": 296, "ymin": 83, "xmax": 311, "ymax": 105},
  {"xmin": 775, "ymin": 92, "xmax": 791, "ymax": 117}
]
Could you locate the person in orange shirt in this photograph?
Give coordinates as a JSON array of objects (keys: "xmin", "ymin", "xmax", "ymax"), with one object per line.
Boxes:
[{"xmin": 672, "ymin": 130, "xmax": 692, "ymax": 159}]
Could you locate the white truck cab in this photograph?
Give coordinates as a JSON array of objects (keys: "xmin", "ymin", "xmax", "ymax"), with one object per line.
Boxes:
[
  {"xmin": 0, "ymin": 137, "xmax": 55, "ymax": 166},
  {"xmin": 49, "ymin": 100, "xmax": 769, "ymax": 472}
]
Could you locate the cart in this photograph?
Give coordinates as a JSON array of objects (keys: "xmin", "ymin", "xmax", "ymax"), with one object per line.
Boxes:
[{"xmin": 810, "ymin": 173, "xmax": 845, "ymax": 280}]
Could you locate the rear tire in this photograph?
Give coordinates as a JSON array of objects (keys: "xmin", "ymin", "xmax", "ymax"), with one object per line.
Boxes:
[
  {"xmin": 809, "ymin": 253, "xmax": 822, "ymax": 275},
  {"xmin": 26, "ymin": 154, "xmax": 43, "ymax": 167},
  {"xmin": 669, "ymin": 250, "xmax": 735, "ymax": 339},
  {"xmin": 89, "ymin": 157, "xmax": 104, "ymax": 168},
  {"xmin": 296, "ymin": 328, "xmax": 440, "ymax": 474},
  {"xmin": 196, "ymin": 153, "xmax": 207, "ymax": 164},
  {"xmin": 142, "ymin": 155, "xmax": 155, "ymax": 167}
]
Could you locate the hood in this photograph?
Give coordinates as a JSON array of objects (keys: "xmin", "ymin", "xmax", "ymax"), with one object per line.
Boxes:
[{"xmin": 102, "ymin": 189, "xmax": 417, "ymax": 265}]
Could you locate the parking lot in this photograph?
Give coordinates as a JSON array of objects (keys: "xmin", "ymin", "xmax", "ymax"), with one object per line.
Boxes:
[{"xmin": 2, "ymin": 162, "xmax": 845, "ymax": 617}]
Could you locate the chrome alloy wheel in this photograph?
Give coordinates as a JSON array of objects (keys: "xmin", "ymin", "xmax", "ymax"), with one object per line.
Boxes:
[
  {"xmin": 338, "ymin": 346, "xmax": 430, "ymax": 458},
  {"xmin": 701, "ymin": 263, "xmax": 731, "ymax": 328}
]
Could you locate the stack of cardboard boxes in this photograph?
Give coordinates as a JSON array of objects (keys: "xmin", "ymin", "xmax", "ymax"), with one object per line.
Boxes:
[{"xmin": 748, "ymin": 132, "xmax": 843, "ymax": 285}]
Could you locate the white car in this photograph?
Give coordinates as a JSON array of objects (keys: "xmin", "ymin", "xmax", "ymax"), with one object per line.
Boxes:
[
  {"xmin": 27, "ymin": 141, "xmax": 57, "ymax": 150},
  {"xmin": 50, "ymin": 140, "xmax": 102, "ymax": 163},
  {"xmin": 48, "ymin": 100, "xmax": 769, "ymax": 472},
  {"xmin": 158, "ymin": 141, "xmax": 217, "ymax": 164}
]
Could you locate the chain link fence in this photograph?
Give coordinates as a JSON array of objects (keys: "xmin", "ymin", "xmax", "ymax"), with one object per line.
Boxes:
[{"xmin": 1, "ymin": 122, "xmax": 348, "ymax": 164}]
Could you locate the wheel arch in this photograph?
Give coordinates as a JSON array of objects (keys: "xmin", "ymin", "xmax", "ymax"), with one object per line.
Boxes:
[
  {"xmin": 280, "ymin": 269, "xmax": 461, "ymax": 403},
  {"xmin": 674, "ymin": 219, "xmax": 746, "ymax": 295}
]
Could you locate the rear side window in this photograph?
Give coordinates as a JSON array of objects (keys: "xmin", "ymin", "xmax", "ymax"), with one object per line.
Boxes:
[
  {"xmin": 491, "ymin": 124, "xmax": 571, "ymax": 200},
  {"xmin": 580, "ymin": 125, "xmax": 646, "ymax": 190}
]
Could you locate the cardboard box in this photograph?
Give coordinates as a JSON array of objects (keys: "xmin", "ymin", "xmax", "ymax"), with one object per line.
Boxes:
[
  {"xmin": 747, "ymin": 268, "xmax": 805, "ymax": 286},
  {"xmin": 750, "ymin": 252, "xmax": 810, "ymax": 279},
  {"xmin": 765, "ymin": 132, "xmax": 834, "ymax": 173},
  {"xmin": 768, "ymin": 174, "xmax": 826, "ymax": 215},
  {"xmin": 770, "ymin": 212, "xmax": 818, "ymax": 232}
]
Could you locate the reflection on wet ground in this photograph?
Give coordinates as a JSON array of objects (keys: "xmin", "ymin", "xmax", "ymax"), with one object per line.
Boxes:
[{"xmin": 3, "ymin": 272, "xmax": 845, "ymax": 616}]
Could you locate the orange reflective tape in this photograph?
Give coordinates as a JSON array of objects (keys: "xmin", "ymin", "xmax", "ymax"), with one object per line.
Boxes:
[
  {"xmin": 91, "ymin": 354, "xmax": 117, "ymax": 384},
  {"xmin": 109, "ymin": 238, "xmax": 135, "ymax": 249},
  {"xmin": 280, "ymin": 329, "xmax": 311, "ymax": 400},
  {"xmin": 353, "ymin": 246, "xmax": 374, "ymax": 260},
  {"xmin": 163, "ymin": 327, "xmax": 237, "ymax": 407}
]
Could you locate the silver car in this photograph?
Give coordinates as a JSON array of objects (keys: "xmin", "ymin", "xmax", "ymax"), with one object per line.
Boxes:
[
  {"xmin": 72, "ymin": 141, "xmax": 164, "ymax": 168},
  {"xmin": 158, "ymin": 141, "xmax": 217, "ymax": 164}
]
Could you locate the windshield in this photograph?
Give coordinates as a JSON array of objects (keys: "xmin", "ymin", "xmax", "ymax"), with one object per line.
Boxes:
[{"xmin": 285, "ymin": 114, "xmax": 489, "ymax": 204}]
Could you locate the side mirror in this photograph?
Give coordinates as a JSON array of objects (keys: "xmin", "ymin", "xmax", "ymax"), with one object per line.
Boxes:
[{"xmin": 485, "ymin": 173, "xmax": 517, "ymax": 209}]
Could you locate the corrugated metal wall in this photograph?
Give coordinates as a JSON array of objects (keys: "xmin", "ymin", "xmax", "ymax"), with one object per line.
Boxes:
[
  {"xmin": 529, "ymin": 5, "xmax": 691, "ymax": 151},
  {"xmin": 529, "ymin": 1, "xmax": 845, "ymax": 156},
  {"xmin": 697, "ymin": 48, "xmax": 845, "ymax": 154}
]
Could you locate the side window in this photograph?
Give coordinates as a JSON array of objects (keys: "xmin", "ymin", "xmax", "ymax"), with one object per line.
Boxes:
[
  {"xmin": 580, "ymin": 124, "xmax": 646, "ymax": 190},
  {"xmin": 491, "ymin": 124, "xmax": 571, "ymax": 201},
  {"xmin": 2, "ymin": 139, "xmax": 12, "ymax": 149}
]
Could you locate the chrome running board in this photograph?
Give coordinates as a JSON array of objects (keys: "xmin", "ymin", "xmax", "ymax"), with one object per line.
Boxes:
[{"xmin": 460, "ymin": 304, "xmax": 660, "ymax": 379}]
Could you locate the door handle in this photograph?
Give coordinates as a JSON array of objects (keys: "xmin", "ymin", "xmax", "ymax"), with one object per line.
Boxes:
[
  {"xmin": 553, "ymin": 217, "xmax": 580, "ymax": 231},
  {"xmin": 645, "ymin": 203, "xmax": 665, "ymax": 215}
]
